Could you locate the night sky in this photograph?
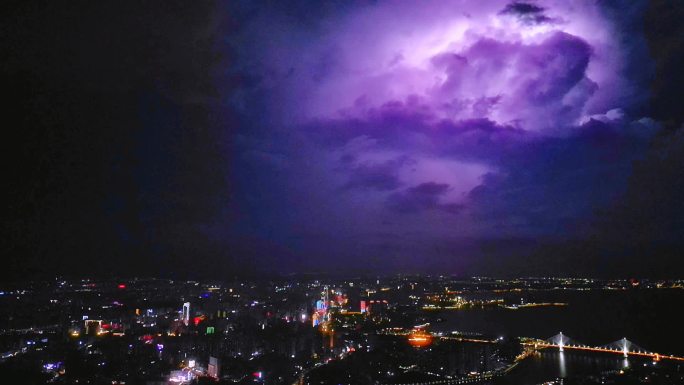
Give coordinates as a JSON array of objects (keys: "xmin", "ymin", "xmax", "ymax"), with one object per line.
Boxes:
[{"xmin": 2, "ymin": 1, "xmax": 684, "ymax": 281}]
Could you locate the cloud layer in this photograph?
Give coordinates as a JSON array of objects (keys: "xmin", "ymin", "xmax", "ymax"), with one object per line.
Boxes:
[{"xmin": 224, "ymin": 0, "xmax": 658, "ymax": 273}]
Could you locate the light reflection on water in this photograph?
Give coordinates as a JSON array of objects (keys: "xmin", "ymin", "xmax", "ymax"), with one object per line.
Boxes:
[
  {"xmin": 423, "ymin": 290, "xmax": 683, "ymax": 383},
  {"xmin": 431, "ymin": 290, "xmax": 684, "ymax": 356},
  {"xmin": 622, "ymin": 356, "xmax": 630, "ymax": 369},
  {"xmin": 558, "ymin": 351, "xmax": 566, "ymax": 378},
  {"xmin": 504, "ymin": 349, "xmax": 652, "ymax": 384}
]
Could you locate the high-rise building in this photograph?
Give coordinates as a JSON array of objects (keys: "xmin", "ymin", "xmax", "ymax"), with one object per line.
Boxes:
[
  {"xmin": 182, "ymin": 302, "xmax": 191, "ymax": 326},
  {"xmin": 208, "ymin": 356, "xmax": 220, "ymax": 379}
]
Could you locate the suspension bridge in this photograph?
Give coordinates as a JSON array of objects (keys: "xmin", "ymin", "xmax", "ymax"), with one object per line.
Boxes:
[{"xmin": 523, "ymin": 332, "xmax": 684, "ymax": 361}]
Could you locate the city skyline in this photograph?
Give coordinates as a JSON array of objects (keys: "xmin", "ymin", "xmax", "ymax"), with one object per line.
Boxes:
[{"xmin": 2, "ymin": 275, "xmax": 683, "ymax": 384}]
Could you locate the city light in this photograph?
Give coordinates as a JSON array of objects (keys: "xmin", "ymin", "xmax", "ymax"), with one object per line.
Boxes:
[{"xmin": 2, "ymin": 275, "xmax": 683, "ymax": 384}]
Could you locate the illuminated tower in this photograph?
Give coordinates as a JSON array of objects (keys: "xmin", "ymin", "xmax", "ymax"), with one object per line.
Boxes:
[
  {"xmin": 182, "ymin": 302, "xmax": 191, "ymax": 326},
  {"xmin": 322, "ymin": 286, "xmax": 330, "ymax": 321}
]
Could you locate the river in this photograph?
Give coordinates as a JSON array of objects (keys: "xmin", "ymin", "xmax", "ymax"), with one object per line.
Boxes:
[{"xmin": 426, "ymin": 288, "xmax": 684, "ymax": 383}]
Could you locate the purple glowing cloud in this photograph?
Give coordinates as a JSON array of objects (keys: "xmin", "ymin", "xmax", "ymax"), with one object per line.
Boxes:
[
  {"xmin": 249, "ymin": 0, "xmax": 635, "ymax": 128},
  {"xmin": 225, "ymin": 0, "xmax": 658, "ymax": 271}
]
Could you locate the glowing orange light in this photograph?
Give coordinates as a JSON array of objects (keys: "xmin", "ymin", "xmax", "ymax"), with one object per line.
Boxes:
[{"xmin": 408, "ymin": 330, "xmax": 433, "ymax": 347}]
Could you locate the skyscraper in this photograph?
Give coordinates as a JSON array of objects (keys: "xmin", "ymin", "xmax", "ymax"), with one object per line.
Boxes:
[
  {"xmin": 208, "ymin": 356, "xmax": 220, "ymax": 379},
  {"xmin": 182, "ymin": 302, "xmax": 191, "ymax": 326}
]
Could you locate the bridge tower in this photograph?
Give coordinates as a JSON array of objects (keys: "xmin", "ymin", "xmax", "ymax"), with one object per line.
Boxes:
[
  {"xmin": 622, "ymin": 337, "xmax": 628, "ymax": 358},
  {"xmin": 559, "ymin": 332, "xmax": 564, "ymax": 352}
]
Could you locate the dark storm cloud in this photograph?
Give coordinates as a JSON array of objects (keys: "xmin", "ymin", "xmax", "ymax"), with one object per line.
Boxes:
[
  {"xmin": 300, "ymin": 97, "xmax": 659, "ymax": 237},
  {"xmin": 499, "ymin": 1, "xmax": 557, "ymax": 25},
  {"xmin": 466, "ymin": 118, "xmax": 659, "ymax": 237},
  {"xmin": 387, "ymin": 182, "xmax": 455, "ymax": 214},
  {"xmin": 343, "ymin": 157, "xmax": 411, "ymax": 191},
  {"xmin": 643, "ymin": 1, "xmax": 684, "ymax": 124},
  {"xmin": 307, "ymin": 104, "xmax": 527, "ymax": 163}
]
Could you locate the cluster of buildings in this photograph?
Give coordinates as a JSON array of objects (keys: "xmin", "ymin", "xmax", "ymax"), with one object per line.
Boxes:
[
  {"xmin": 1, "ymin": 277, "xmax": 397, "ymax": 384},
  {"xmin": 1, "ymin": 276, "xmax": 682, "ymax": 384}
]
